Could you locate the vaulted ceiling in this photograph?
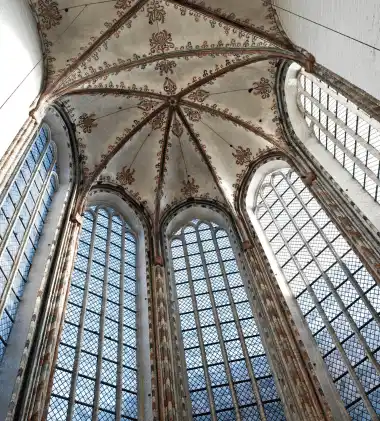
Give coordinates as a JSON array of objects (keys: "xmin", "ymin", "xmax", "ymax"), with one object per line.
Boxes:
[{"xmin": 31, "ymin": 0, "xmax": 309, "ymax": 225}]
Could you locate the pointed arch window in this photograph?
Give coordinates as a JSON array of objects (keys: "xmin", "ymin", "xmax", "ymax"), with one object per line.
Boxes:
[
  {"xmin": 170, "ymin": 220, "xmax": 285, "ymax": 421},
  {"xmin": 298, "ymin": 70, "xmax": 380, "ymax": 202},
  {"xmin": 0, "ymin": 125, "xmax": 58, "ymax": 362},
  {"xmin": 255, "ymin": 167, "xmax": 380, "ymax": 420},
  {"xmin": 47, "ymin": 206, "xmax": 138, "ymax": 420}
]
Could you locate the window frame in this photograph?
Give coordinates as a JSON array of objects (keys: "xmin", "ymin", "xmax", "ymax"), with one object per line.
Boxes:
[
  {"xmin": 165, "ymin": 209, "xmax": 287, "ymax": 421},
  {"xmin": 281, "ymin": 62, "xmax": 380, "ymax": 233},
  {"xmin": 47, "ymin": 205, "xmax": 142, "ymax": 420},
  {"xmin": 297, "ymin": 70, "xmax": 380, "ymax": 204},
  {"xmin": 248, "ymin": 161, "xmax": 380, "ymax": 421},
  {"xmin": 0, "ymin": 112, "xmax": 76, "ymax": 421},
  {"xmin": 0, "ymin": 125, "xmax": 59, "ymax": 358}
]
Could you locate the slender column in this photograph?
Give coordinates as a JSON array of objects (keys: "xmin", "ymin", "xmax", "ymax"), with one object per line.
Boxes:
[
  {"xmin": 152, "ymin": 263, "xmax": 177, "ymax": 421},
  {"xmin": 262, "ymin": 188, "xmax": 373, "ymax": 419},
  {"xmin": 28, "ymin": 218, "xmax": 82, "ymax": 420},
  {"xmin": 242, "ymin": 243, "xmax": 331, "ymax": 421},
  {"xmin": 233, "ymin": 208, "xmax": 332, "ymax": 420}
]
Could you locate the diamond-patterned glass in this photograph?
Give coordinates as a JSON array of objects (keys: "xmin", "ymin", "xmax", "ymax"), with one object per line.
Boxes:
[
  {"xmin": 48, "ymin": 206, "xmax": 139, "ymax": 419},
  {"xmin": 256, "ymin": 167, "xmax": 380, "ymax": 416},
  {"xmin": 171, "ymin": 220, "xmax": 285, "ymax": 419},
  {"xmin": 298, "ymin": 72, "xmax": 380, "ymax": 203},
  {"xmin": 0, "ymin": 127, "xmax": 56, "ymax": 362}
]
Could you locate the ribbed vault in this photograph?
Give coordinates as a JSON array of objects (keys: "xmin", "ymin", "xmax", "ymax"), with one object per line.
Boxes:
[{"xmin": 31, "ymin": 0, "xmax": 311, "ymax": 226}]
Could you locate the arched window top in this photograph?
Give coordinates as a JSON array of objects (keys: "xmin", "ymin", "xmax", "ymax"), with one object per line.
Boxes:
[
  {"xmin": 48, "ymin": 204, "xmax": 145, "ymax": 420},
  {"xmin": 172, "ymin": 219, "xmax": 226, "ymax": 240},
  {"xmin": 168, "ymin": 213, "xmax": 286, "ymax": 420},
  {"xmin": 297, "ymin": 69, "xmax": 380, "ymax": 204},
  {"xmin": 248, "ymin": 163, "xmax": 380, "ymax": 420},
  {"xmin": 87, "ymin": 205, "xmax": 135, "ymax": 237},
  {"xmin": 0, "ymin": 125, "xmax": 58, "ymax": 362}
]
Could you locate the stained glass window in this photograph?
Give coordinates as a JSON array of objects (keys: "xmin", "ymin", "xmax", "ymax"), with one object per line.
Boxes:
[
  {"xmin": 256, "ymin": 167, "xmax": 380, "ymax": 420},
  {"xmin": 298, "ymin": 71, "xmax": 380, "ymax": 202},
  {"xmin": 0, "ymin": 126, "xmax": 58, "ymax": 362},
  {"xmin": 171, "ymin": 221, "xmax": 285, "ymax": 420},
  {"xmin": 48, "ymin": 206, "xmax": 138, "ymax": 420}
]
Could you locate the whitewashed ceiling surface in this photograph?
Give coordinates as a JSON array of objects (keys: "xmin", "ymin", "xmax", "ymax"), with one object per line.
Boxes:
[{"xmin": 31, "ymin": 0, "xmax": 304, "ymax": 221}]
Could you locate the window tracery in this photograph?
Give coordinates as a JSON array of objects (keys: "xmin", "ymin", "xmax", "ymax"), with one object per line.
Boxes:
[
  {"xmin": 47, "ymin": 206, "xmax": 138, "ymax": 420},
  {"xmin": 0, "ymin": 125, "xmax": 58, "ymax": 362},
  {"xmin": 298, "ymin": 71, "xmax": 380, "ymax": 203},
  {"xmin": 255, "ymin": 167, "xmax": 380, "ymax": 420},
  {"xmin": 170, "ymin": 219, "xmax": 285, "ymax": 421}
]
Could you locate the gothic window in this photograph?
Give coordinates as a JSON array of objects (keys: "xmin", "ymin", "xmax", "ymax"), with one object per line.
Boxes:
[
  {"xmin": 48, "ymin": 206, "xmax": 138, "ymax": 420},
  {"xmin": 255, "ymin": 167, "xmax": 380, "ymax": 420},
  {"xmin": 298, "ymin": 70, "xmax": 380, "ymax": 203},
  {"xmin": 170, "ymin": 220, "xmax": 285, "ymax": 421},
  {"xmin": 0, "ymin": 126, "xmax": 58, "ymax": 362}
]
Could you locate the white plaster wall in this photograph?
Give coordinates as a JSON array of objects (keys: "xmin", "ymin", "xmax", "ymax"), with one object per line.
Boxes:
[
  {"xmin": 273, "ymin": 0, "xmax": 380, "ymax": 100},
  {"xmin": 0, "ymin": 0, "xmax": 43, "ymax": 160},
  {"xmin": 284, "ymin": 63, "xmax": 380, "ymax": 232}
]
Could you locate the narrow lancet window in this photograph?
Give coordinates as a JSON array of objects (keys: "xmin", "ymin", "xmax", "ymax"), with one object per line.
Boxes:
[
  {"xmin": 0, "ymin": 126, "xmax": 58, "ymax": 361},
  {"xmin": 298, "ymin": 71, "xmax": 380, "ymax": 203},
  {"xmin": 170, "ymin": 220, "xmax": 285, "ymax": 421},
  {"xmin": 256, "ymin": 168, "xmax": 380, "ymax": 420},
  {"xmin": 48, "ymin": 206, "xmax": 138, "ymax": 420}
]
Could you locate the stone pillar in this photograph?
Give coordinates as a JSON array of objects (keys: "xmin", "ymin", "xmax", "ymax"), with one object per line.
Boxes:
[
  {"xmin": 240, "ymin": 236, "xmax": 332, "ymax": 421},
  {"xmin": 152, "ymin": 262, "xmax": 178, "ymax": 421}
]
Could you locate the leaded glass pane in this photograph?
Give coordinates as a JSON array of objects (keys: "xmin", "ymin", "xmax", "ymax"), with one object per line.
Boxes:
[
  {"xmin": 48, "ymin": 206, "xmax": 138, "ymax": 420},
  {"xmin": 171, "ymin": 221, "xmax": 285, "ymax": 420},
  {"xmin": 0, "ymin": 126, "xmax": 57, "ymax": 362},
  {"xmin": 298, "ymin": 72, "xmax": 380, "ymax": 203},
  {"xmin": 256, "ymin": 168, "xmax": 380, "ymax": 419}
]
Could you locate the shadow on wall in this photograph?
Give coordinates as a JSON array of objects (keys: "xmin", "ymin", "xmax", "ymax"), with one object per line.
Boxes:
[{"xmin": 0, "ymin": 0, "xmax": 44, "ymax": 159}]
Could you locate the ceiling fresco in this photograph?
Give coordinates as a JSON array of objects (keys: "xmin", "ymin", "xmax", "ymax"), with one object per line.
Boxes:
[{"xmin": 30, "ymin": 0, "xmax": 311, "ymax": 224}]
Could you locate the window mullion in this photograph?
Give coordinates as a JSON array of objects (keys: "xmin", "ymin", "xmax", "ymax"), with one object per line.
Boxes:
[
  {"xmin": 116, "ymin": 223, "xmax": 126, "ymax": 421},
  {"xmin": 286, "ymin": 178, "xmax": 380, "ymax": 330},
  {"xmin": 195, "ymin": 229, "xmax": 242, "ymax": 421},
  {"xmin": 92, "ymin": 213, "xmax": 112, "ymax": 421},
  {"xmin": 0, "ymin": 131, "xmax": 50, "ymax": 211},
  {"xmin": 67, "ymin": 213, "xmax": 98, "ymax": 420},
  {"xmin": 210, "ymin": 229, "xmax": 268, "ymax": 421},
  {"xmin": 0, "ymin": 158, "xmax": 56, "ymax": 327},
  {"xmin": 0, "ymin": 139, "xmax": 51, "ymax": 259},
  {"xmin": 307, "ymin": 113, "xmax": 380, "ymax": 187},
  {"xmin": 182, "ymin": 235, "xmax": 218, "ymax": 421},
  {"xmin": 301, "ymin": 71, "xmax": 380, "ymax": 132},
  {"xmin": 261, "ymin": 192, "xmax": 374, "ymax": 417},
  {"xmin": 269, "ymin": 179, "xmax": 379, "ymax": 420},
  {"xmin": 303, "ymin": 90, "xmax": 380, "ymax": 161}
]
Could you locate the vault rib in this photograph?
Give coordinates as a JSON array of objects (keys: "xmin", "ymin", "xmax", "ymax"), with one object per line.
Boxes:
[
  {"xmin": 46, "ymin": 0, "xmax": 150, "ymax": 95},
  {"xmin": 81, "ymin": 102, "xmax": 168, "ymax": 197},
  {"xmin": 50, "ymin": 47, "xmax": 303, "ymax": 99},
  {"xmin": 62, "ymin": 88, "xmax": 167, "ymax": 101},
  {"xmin": 166, "ymin": 0, "xmax": 293, "ymax": 50},
  {"xmin": 154, "ymin": 107, "xmax": 174, "ymax": 233},
  {"xmin": 177, "ymin": 106, "xmax": 230, "ymax": 205},
  {"xmin": 180, "ymin": 99, "xmax": 284, "ymax": 149}
]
